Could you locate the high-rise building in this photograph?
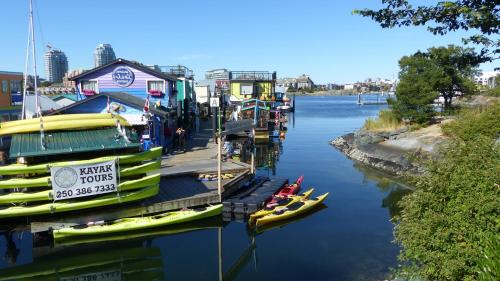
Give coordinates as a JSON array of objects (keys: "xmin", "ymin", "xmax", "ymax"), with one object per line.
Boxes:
[
  {"xmin": 94, "ymin": 44, "xmax": 116, "ymax": 67},
  {"xmin": 44, "ymin": 49, "xmax": 68, "ymax": 83}
]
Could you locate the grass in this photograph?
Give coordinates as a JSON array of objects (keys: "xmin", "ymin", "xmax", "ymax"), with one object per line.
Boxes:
[{"xmin": 363, "ymin": 109, "xmax": 404, "ymax": 131}]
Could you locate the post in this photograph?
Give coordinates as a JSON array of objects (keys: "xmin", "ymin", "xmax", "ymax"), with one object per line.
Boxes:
[
  {"xmin": 217, "ymin": 105, "xmax": 223, "ymax": 202},
  {"xmin": 251, "ymin": 128, "xmax": 255, "ymax": 174},
  {"xmin": 218, "ymin": 227, "xmax": 223, "ymax": 281}
]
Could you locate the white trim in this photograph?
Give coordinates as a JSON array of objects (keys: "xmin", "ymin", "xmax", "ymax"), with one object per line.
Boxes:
[
  {"xmin": 80, "ymin": 79, "xmax": 99, "ymax": 93},
  {"xmin": 145, "ymin": 79, "xmax": 165, "ymax": 94}
]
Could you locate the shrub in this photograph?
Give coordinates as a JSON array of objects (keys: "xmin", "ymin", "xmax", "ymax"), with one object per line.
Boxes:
[{"xmin": 363, "ymin": 109, "xmax": 402, "ymax": 131}]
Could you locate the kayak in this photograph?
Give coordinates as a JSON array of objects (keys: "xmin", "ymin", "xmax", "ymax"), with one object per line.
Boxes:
[
  {"xmin": 54, "ymin": 217, "xmax": 223, "ymax": 246},
  {"xmin": 248, "ymin": 188, "xmax": 314, "ymax": 224},
  {"xmin": 0, "ymin": 147, "xmax": 162, "ymax": 175},
  {"xmin": 53, "ymin": 204, "xmax": 223, "ymax": 239},
  {"xmin": 0, "ymin": 185, "xmax": 159, "ymax": 218},
  {"xmin": 266, "ymin": 175, "xmax": 304, "ymax": 207},
  {"xmin": 0, "ymin": 113, "xmax": 127, "ymax": 128},
  {"xmin": 0, "ymin": 174, "xmax": 160, "ymax": 204},
  {"xmin": 0, "ymin": 246, "xmax": 161, "ymax": 281},
  {"xmin": 0, "ymin": 161, "xmax": 160, "ymax": 190},
  {"xmin": 0, "ymin": 118, "xmax": 131, "ymax": 136},
  {"xmin": 255, "ymin": 192, "xmax": 329, "ymax": 227}
]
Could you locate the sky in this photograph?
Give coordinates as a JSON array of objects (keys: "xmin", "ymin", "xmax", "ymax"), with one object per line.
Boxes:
[{"xmin": 0, "ymin": 0, "xmax": 497, "ymax": 84}]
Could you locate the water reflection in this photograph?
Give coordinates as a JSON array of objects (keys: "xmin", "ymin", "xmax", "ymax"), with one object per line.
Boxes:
[
  {"xmin": 0, "ymin": 242, "xmax": 164, "ymax": 281},
  {"xmin": 353, "ymin": 162, "xmax": 413, "ymax": 218}
]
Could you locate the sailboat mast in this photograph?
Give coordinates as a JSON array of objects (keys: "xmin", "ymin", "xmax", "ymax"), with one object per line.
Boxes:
[
  {"xmin": 21, "ymin": 0, "xmax": 33, "ymax": 120},
  {"xmin": 29, "ymin": 0, "xmax": 40, "ymax": 118}
]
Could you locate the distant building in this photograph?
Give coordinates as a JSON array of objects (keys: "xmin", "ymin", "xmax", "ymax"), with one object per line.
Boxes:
[
  {"xmin": 63, "ymin": 69, "xmax": 86, "ymax": 88},
  {"xmin": 475, "ymin": 71, "xmax": 499, "ymax": 88},
  {"xmin": 44, "ymin": 48, "xmax": 68, "ymax": 83},
  {"xmin": 343, "ymin": 84, "xmax": 354, "ymax": 90},
  {"xmin": 205, "ymin": 69, "xmax": 229, "ymax": 80},
  {"xmin": 94, "ymin": 44, "xmax": 116, "ymax": 67},
  {"xmin": 296, "ymin": 74, "xmax": 314, "ymax": 89}
]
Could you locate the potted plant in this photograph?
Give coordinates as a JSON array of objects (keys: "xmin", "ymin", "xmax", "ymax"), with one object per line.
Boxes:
[
  {"xmin": 148, "ymin": 89, "xmax": 164, "ymax": 97},
  {"xmin": 82, "ymin": 89, "xmax": 96, "ymax": 96}
]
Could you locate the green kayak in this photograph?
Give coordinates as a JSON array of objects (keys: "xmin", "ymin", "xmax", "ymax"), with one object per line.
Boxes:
[
  {"xmin": 0, "ymin": 147, "xmax": 162, "ymax": 175},
  {"xmin": 0, "ymin": 174, "xmax": 160, "ymax": 204},
  {"xmin": 0, "ymin": 246, "xmax": 161, "ymax": 281},
  {"xmin": 0, "ymin": 160, "xmax": 161, "ymax": 190},
  {"xmin": 0, "ymin": 185, "xmax": 159, "ymax": 218},
  {"xmin": 53, "ymin": 204, "xmax": 223, "ymax": 239}
]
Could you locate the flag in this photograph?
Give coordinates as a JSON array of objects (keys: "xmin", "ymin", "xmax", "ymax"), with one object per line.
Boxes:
[
  {"xmin": 144, "ymin": 94, "xmax": 150, "ymax": 112},
  {"xmin": 106, "ymin": 96, "xmax": 110, "ymax": 113}
]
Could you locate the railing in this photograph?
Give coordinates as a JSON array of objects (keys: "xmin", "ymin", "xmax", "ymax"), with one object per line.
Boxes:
[
  {"xmin": 229, "ymin": 71, "xmax": 276, "ymax": 81},
  {"xmin": 159, "ymin": 65, "xmax": 194, "ymax": 78}
]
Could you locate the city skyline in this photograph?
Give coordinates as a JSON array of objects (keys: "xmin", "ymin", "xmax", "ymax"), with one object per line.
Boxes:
[{"xmin": 1, "ymin": 0, "xmax": 496, "ymax": 84}]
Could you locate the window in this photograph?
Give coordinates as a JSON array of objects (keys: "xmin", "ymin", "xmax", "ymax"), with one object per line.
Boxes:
[
  {"xmin": 240, "ymin": 84, "xmax": 253, "ymax": 95},
  {"xmin": 10, "ymin": 80, "xmax": 21, "ymax": 93},
  {"xmin": 81, "ymin": 80, "xmax": 98, "ymax": 92},
  {"xmin": 147, "ymin": 80, "xmax": 164, "ymax": 92},
  {"xmin": 2, "ymin": 80, "xmax": 8, "ymax": 94}
]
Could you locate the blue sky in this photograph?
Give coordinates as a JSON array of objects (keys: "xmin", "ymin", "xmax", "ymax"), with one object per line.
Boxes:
[{"xmin": 1, "ymin": 0, "xmax": 496, "ymax": 84}]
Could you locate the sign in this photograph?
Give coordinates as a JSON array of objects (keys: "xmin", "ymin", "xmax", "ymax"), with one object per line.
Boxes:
[
  {"xmin": 222, "ymin": 119, "xmax": 255, "ymax": 135},
  {"xmin": 210, "ymin": 97, "xmax": 220, "ymax": 107},
  {"xmin": 112, "ymin": 67, "xmax": 135, "ymax": 87},
  {"xmin": 51, "ymin": 160, "xmax": 117, "ymax": 201}
]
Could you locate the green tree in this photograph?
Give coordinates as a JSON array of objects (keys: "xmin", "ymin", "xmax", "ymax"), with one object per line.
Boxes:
[
  {"xmin": 394, "ymin": 103, "xmax": 500, "ymax": 281},
  {"xmin": 392, "ymin": 45, "xmax": 479, "ymax": 123},
  {"xmin": 354, "ymin": 0, "xmax": 500, "ymax": 63}
]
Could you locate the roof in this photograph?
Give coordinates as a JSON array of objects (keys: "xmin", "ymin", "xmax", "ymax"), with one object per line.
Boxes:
[
  {"xmin": 24, "ymin": 95, "xmax": 62, "ymax": 117},
  {"xmin": 51, "ymin": 94, "xmax": 78, "ymax": 102},
  {"xmin": 69, "ymin": 58, "xmax": 177, "ymax": 82},
  {"xmin": 48, "ymin": 92, "xmax": 170, "ymax": 118},
  {"xmin": 9, "ymin": 128, "xmax": 140, "ymax": 158}
]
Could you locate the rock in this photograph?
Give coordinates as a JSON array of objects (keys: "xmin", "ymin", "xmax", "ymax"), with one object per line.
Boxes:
[{"xmin": 353, "ymin": 130, "xmax": 385, "ymax": 146}]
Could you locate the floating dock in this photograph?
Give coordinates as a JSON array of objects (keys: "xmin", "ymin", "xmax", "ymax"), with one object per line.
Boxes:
[{"xmin": 222, "ymin": 177, "xmax": 287, "ymax": 221}]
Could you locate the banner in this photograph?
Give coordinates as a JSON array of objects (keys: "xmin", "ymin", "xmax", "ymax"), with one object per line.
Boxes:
[{"xmin": 51, "ymin": 160, "xmax": 117, "ymax": 201}]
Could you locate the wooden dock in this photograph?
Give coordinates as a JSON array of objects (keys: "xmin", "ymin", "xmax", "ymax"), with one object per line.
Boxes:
[{"xmin": 222, "ymin": 177, "xmax": 288, "ymax": 221}]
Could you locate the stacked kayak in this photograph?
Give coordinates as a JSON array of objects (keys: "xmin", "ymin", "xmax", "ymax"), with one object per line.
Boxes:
[
  {"xmin": 254, "ymin": 193, "xmax": 329, "ymax": 227},
  {"xmin": 0, "ymin": 135, "xmax": 163, "ymax": 219},
  {"xmin": 266, "ymin": 175, "xmax": 304, "ymax": 207},
  {"xmin": 53, "ymin": 204, "xmax": 223, "ymax": 240},
  {"xmin": 248, "ymin": 188, "xmax": 314, "ymax": 224}
]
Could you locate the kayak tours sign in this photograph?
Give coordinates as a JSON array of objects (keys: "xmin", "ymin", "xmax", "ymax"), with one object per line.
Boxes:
[{"xmin": 51, "ymin": 160, "xmax": 118, "ymax": 201}]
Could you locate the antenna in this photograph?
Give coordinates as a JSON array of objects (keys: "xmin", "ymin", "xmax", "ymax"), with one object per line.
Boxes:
[{"xmin": 46, "ymin": 42, "xmax": 52, "ymax": 51}]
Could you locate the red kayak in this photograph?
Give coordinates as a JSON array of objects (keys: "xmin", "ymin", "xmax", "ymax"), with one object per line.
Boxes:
[{"xmin": 266, "ymin": 175, "xmax": 304, "ymax": 208}]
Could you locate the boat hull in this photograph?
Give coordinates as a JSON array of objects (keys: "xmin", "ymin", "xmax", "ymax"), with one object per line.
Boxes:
[{"xmin": 53, "ymin": 204, "xmax": 223, "ymax": 239}]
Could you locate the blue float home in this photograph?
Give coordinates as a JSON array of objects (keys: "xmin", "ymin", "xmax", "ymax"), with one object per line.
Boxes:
[{"xmin": 68, "ymin": 58, "xmax": 181, "ymax": 149}]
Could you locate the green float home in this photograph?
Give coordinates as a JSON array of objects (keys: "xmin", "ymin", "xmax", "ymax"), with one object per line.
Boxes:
[{"xmin": 229, "ymin": 71, "xmax": 276, "ymax": 102}]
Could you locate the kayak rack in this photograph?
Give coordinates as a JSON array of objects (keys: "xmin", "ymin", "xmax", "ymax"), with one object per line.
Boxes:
[{"xmin": 222, "ymin": 177, "xmax": 288, "ymax": 221}]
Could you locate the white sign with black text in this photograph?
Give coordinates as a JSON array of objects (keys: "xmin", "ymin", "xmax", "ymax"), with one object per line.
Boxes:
[
  {"xmin": 210, "ymin": 97, "xmax": 220, "ymax": 107},
  {"xmin": 51, "ymin": 160, "xmax": 118, "ymax": 201}
]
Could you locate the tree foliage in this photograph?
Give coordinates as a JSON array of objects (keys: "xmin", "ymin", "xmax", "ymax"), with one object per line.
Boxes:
[
  {"xmin": 391, "ymin": 45, "xmax": 479, "ymax": 123},
  {"xmin": 394, "ymin": 103, "xmax": 500, "ymax": 280},
  {"xmin": 354, "ymin": 0, "xmax": 500, "ymax": 62}
]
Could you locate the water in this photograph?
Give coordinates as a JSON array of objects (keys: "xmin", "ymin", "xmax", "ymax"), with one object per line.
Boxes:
[{"xmin": 0, "ymin": 95, "xmax": 409, "ymax": 281}]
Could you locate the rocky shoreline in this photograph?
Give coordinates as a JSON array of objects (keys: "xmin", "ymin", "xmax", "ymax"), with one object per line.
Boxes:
[{"xmin": 330, "ymin": 124, "xmax": 448, "ymax": 176}]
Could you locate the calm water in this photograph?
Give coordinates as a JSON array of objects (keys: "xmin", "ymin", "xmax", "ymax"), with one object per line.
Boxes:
[{"xmin": 0, "ymin": 95, "xmax": 410, "ymax": 281}]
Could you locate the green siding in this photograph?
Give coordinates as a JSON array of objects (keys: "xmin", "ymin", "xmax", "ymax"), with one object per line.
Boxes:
[{"xmin": 176, "ymin": 80, "xmax": 185, "ymax": 101}]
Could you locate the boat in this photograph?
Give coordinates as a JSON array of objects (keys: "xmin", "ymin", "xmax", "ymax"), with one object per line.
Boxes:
[
  {"xmin": 0, "ymin": 118, "xmax": 131, "ymax": 136},
  {"xmin": 0, "ymin": 146, "xmax": 162, "ymax": 175},
  {"xmin": 248, "ymin": 188, "xmax": 314, "ymax": 224},
  {"xmin": 0, "ymin": 113, "xmax": 126, "ymax": 128},
  {"xmin": 266, "ymin": 175, "xmax": 304, "ymax": 207},
  {"xmin": 254, "ymin": 193, "xmax": 329, "ymax": 227},
  {"xmin": 254, "ymin": 204, "xmax": 327, "ymax": 234},
  {"xmin": 54, "ymin": 217, "xmax": 223, "ymax": 246},
  {"xmin": 0, "ymin": 174, "xmax": 160, "ymax": 204},
  {"xmin": 0, "ymin": 185, "xmax": 159, "ymax": 218},
  {"xmin": 53, "ymin": 204, "xmax": 223, "ymax": 239}
]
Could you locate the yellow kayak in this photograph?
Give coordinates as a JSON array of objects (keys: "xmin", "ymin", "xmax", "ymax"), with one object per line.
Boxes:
[
  {"xmin": 0, "ymin": 147, "xmax": 162, "ymax": 175},
  {"xmin": 0, "ymin": 174, "xmax": 160, "ymax": 204},
  {"xmin": 0, "ymin": 118, "xmax": 130, "ymax": 136},
  {"xmin": 0, "ymin": 185, "xmax": 159, "ymax": 218},
  {"xmin": 0, "ymin": 113, "xmax": 126, "ymax": 128},
  {"xmin": 255, "ymin": 192, "xmax": 329, "ymax": 227},
  {"xmin": 53, "ymin": 204, "xmax": 223, "ymax": 239},
  {"xmin": 248, "ymin": 188, "xmax": 314, "ymax": 224}
]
